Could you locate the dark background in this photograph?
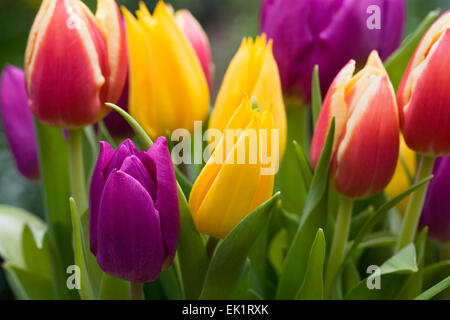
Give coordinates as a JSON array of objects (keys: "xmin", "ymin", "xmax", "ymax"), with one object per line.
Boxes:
[{"xmin": 0, "ymin": 0, "xmax": 449, "ymax": 299}]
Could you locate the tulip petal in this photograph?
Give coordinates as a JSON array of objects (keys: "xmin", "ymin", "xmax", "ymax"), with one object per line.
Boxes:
[
  {"xmin": 104, "ymin": 138, "xmax": 139, "ymax": 177},
  {"xmin": 402, "ymin": 29, "xmax": 450, "ymax": 155},
  {"xmin": 96, "ymin": 170, "xmax": 164, "ymax": 283},
  {"xmin": 146, "ymin": 137, "xmax": 179, "ymax": 262},
  {"xmin": 119, "ymin": 155, "xmax": 157, "ymax": 200},
  {"xmin": 0, "ymin": 66, "xmax": 39, "ymax": 181},
  {"xmin": 89, "ymin": 141, "xmax": 114, "ymax": 255}
]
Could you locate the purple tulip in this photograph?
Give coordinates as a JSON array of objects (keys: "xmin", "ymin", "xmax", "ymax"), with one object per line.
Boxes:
[
  {"xmin": 260, "ymin": 0, "xmax": 405, "ymax": 102},
  {"xmin": 0, "ymin": 65, "xmax": 39, "ymax": 181},
  {"xmin": 420, "ymin": 157, "xmax": 450, "ymax": 243},
  {"xmin": 89, "ymin": 137, "xmax": 179, "ymax": 282}
]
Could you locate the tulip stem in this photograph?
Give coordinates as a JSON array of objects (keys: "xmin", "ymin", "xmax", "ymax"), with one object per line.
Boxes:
[
  {"xmin": 324, "ymin": 196, "xmax": 353, "ymax": 299},
  {"xmin": 67, "ymin": 129, "xmax": 88, "ymax": 214},
  {"xmin": 130, "ymin": 282, "xmax": 144, "ymax": 300},
  {"xmin": 395, "ymin": 156, "xmax": 435, "ymax": 252}
]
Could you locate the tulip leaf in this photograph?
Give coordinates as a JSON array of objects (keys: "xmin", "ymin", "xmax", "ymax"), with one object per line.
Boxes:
[
  {"xmin": 345, "ymin": 244, "xmax": 418, "ymax": 299},
  {"xmin": 293, "ymin": 140, "xmax": 313, "ymax": 190},
  {"xmin": 199, "ymin": 193, "xmax": 280, "ymax": 299},
  {"xmin": 295, "ymin": 228, "xmax": 326, "ymax": 300},
  {"xmin": 69, "ymin": 197, "xmax": 96, "ymax": 300},
  {"xmin": 34, "ymin": 119, "xmax": 76, "ymax": 299},
  {"xmin": 385, "ymin": 9, "xmax": 440, "ymax": 89},
  {"xmin": 311, "ymin": 65, "xmax": 322, "ymax": 128},
  {"xmin": 100, "ymin": 273, "xmax": 130, "ymax": 300},
  {"xmin": 276, "ymin": 119, "xmax": 335, "ymax": 299},
  {"xmin": 341, "ymin": 175, "xmax": 433, "ymax": 271},
  {"xmin": 268, "ymin": 229, "xmax": 288, "ymax": 277},
  {"xmin": 415, "ymin": 276, "xmax": 450, "ymax": 300},
  {"xmin": 423, "ymin": 260, "xmax": 450, "ymax": 298},
  {"xmin": 3, "ymin": 263, "xmax": 54, "ymax": 300}
]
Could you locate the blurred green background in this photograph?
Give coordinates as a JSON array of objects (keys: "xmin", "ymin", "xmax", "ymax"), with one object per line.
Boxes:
[{"xmin": 0, "ymin": 0, "xmax": 449, "ymax": 300}]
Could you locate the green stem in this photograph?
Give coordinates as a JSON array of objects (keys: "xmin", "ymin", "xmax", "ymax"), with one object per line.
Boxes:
[
  {"xmin": 130, "ymin": 282, "xmax": 144, "ymax": 300},
  {"xmin": 395, "ymin": 156, "xmax": 435, "ymax": 252},
  {"xmin": 325, "ymin": 196, "xmax": 353, "ymax": 299},
  {"xmin": 67, "ymin": 129, "xmax": 88, "ymax": 214}
]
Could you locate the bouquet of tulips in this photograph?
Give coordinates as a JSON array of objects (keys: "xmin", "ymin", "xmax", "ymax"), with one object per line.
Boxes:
[{"xmin": 0, "ymin": 0, "xmax": 449, "ymax": 301}]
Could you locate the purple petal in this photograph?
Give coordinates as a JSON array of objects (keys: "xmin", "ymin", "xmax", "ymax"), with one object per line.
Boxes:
[
  {"xmin": 89, "ymin": 141, "xmax": 114, "ymax": 255},
  {"xmin": 0, "ymin": 65, "xmax": 39, "ymax": 181},
  {"xmin": 120, "ymin": 155, "xmax": 157, "ymax": 200},
  {"xmin": 104, "ymin": 138, "xmax": 139, "ymax": 177},
  {"xmin": 146, "ymin": 137, "xmax": 179, "ymax": 263},
  {"xmin": 96, "ymin": 170, "xmax": 164, "ymax": 283},
  {"xmin": 420, "ymin": 156, "xmax": 450, "ymax": 242}
]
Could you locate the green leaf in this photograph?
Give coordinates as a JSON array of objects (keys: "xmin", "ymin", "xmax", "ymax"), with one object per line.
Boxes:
[
  {"xmin": 311, "ymin": 65, "xmax": 322, "ymax": 128},
  {"xmin": 100, "ymin": 273, "xmax": 130, "ymax": 300},
  {"xmin": 345, "ymin": 244, "xmax": 418, "ymax": 299},
  {"xmin": 292, "ymin": 140, "xmax": 313, "ymax": 190},
  {"xmin": 35, "ymin": 119, "xmax": 76, "ymax": 299},
  {"xmin": 158, "ymin": 266, "xmax": 184, "ymax": 300},
  {"xmin": 342, "ymin": 175, "xmax": 433, "ymax": 270},
  {"xmin": 199, "ymin": 193, "xmax": 280, "ymax": 299},
  {"xmin": 69, "ymin": 198, "xmax": 96, "ymax": 300},
  {"xmin": 423, "ymin": 260, "xmax": 450, "ymax": 295},
  {"xmin": 415, "ymin": 276, "xmax": 450, "ymax": 300},
  {"xmin": 3, "ymin": 263, "xmax": 54, "ymax": 300},
  {"xmin": 385, "ymin": 10, "xmax": 440, "ymax": 89},
  {"xmin": 268, "ymin": 229, "xmax": 288, "ymax": 277},
  {"xmin": 174, "ymin": 166, "xmax": 192, "ymax": 198},
  {"xmin": 276, "ymin": 119, "xmax": 335, "ymax": 299},
  {"xmin": 295, "ymin": 228, "xmax": 326, "ymax": 300}
]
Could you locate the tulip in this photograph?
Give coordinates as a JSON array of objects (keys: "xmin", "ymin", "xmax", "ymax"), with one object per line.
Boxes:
[
  {"xmin": 0, "ymin": 65, "xmax": 39, "ymax": 181},
  {"xmin": 209, "ymin": 35, "xmax": 287, "ymax": 156},
  {"xmin": 385, "ymin": 136, "xmax": 416, "ymax": 214},
  {"xmin": 397, "ymin": 11, "xmax": 450, "ymax": 156},
  {"xmin": 175, "ymin": 9, "xmax": 213, "ymax": 90},
  {"xmin": 89, "ymin": 137, "xmax": 179, "ymax": 282},
  {"xmin": 260, "ymin": 0, "xmax": 405, "ymax": 102},
  {"xmin": 25, "ymin": 0, "xmax": 127, "ymax": 128},
  {"xmin": 420, "ymin": 156, "xmax": 450, "ymax": 243},
  {"xmin": 123, "ymin": 2, "xmax": 209, "ymax": 138},
  {"xmin": 311, "ymin": 51, "xmax": 399, "ymax": 199},
  {"xmin": 190, "ymin": 97, "xmax": 276, "ymax": 239}
]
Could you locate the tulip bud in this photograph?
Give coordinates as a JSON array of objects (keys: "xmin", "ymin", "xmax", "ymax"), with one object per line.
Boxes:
[
  {"xmin": 420, "ymin": 156, "xmax": 450, "ymax": 243},
  {"xmin": 209, "ymin": 35, "xmax": 287, "ymax": 157},
  {"xmin": 385, "ymin": 136, "xmax": 416, "ymax": 214},
  {"xmin": 190, "ymin": 97, "xmax": 277, "ymax": 238},
  {"xmin": 0, "ymin": 65, "xmax": 39, "ymax": 181},
  {"xmin": 25, "ymin": 0, "xmax": 127, "ymax": 128},
  {"xmin": 123, "ymin": 2, "xmax": 209, "ymax": 138},
  {"xmin": 397, "ymin": 11, "xmax": 450, "ymax": 156},
  {"xmin": 311, "ymin": 51, "xmax": 399, "ymax": 198},
  {"xmin": 175, "ymin": 9, "xmax": 213, "ymax": 91},
  {"xmin": 89, "ymin": 138, "xmax": 179, "ymax": 282},
  {"xmin": 260, "ymin": 0, "xmax": 405, "ymax": 102}
]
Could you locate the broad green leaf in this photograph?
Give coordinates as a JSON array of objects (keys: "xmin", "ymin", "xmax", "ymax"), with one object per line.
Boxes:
[
  {"xmin": 293, "ymin": 140, "xmax": 313, "ymax": 190},
  {"xmin": 385, "ymin": 10, "xmax": 440, "ymax": 89},
  {"xmin": 0, "ymin": 205, "xmax": 47, "ymax": 269},
  {"xmin": 199, "ymin": 193, "xmax": 279, "ymax": 299},
  {"xmin": 174, "ymin": 166, "xmax": 192, "ymax": 198},
  {"xmin": 100, "ymin": 273, "xmax": 130, "ymax": 300},
  {"xmin": 311, "ymin": 65, "xmax": 322, "ymax": 128},
  {"xmin": 268, "ymin": 229, "xmax": 288, "ymax": 277},
  {"xmin": 69, "ymin": 198, "xmax": 95, "ymax": 300},
  {"xmin": 423, "ymin": 260, "xmax": 450, "ymax": 294},
  {"xmin": 345, "ymin": 244, "xmax": 418, "ymax": 299},
  {"xmin": 3, "ymin": 263, "xmax": 53, "ymax": 300},
  {"xmin": 35, "ymin": 119, "xmax": 76, "ymax": 299},
  {"xmin": 22, "ymin": 225, "xmax": 51, "ymax": 280},
  {"xmin": 276, "ymin": 119, "xmax": 335, "ymax": 299},
  {"xmin": 248, "ymin": 219, "xmax": 270, "ymax": 298},
  {"xmin": 158, "ymin": 266, "xmax": 184, "ymax": 300},
  {"xmin": 415, "ymin": 276, "xmax": 450, "ymax": 300},
  {"xmin": 295, "ymin": 228, "xmax": 326, "ymax": 300}
]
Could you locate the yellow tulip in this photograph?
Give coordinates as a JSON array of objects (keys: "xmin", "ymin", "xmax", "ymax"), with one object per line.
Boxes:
[
  {"xmin": 122, "ymin": 1, "xmax": 209, "ymax": 138},
  {"xmin": 385, "ymin": 135, "xmax": 417, "ymax": 215},
  {"xmin": 209, "ymin": 35, "xmax": 287, "ymax": 157},
  {"xmin": 189, "ymin": 97, "xmax": 277, "ymax": 238}
]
